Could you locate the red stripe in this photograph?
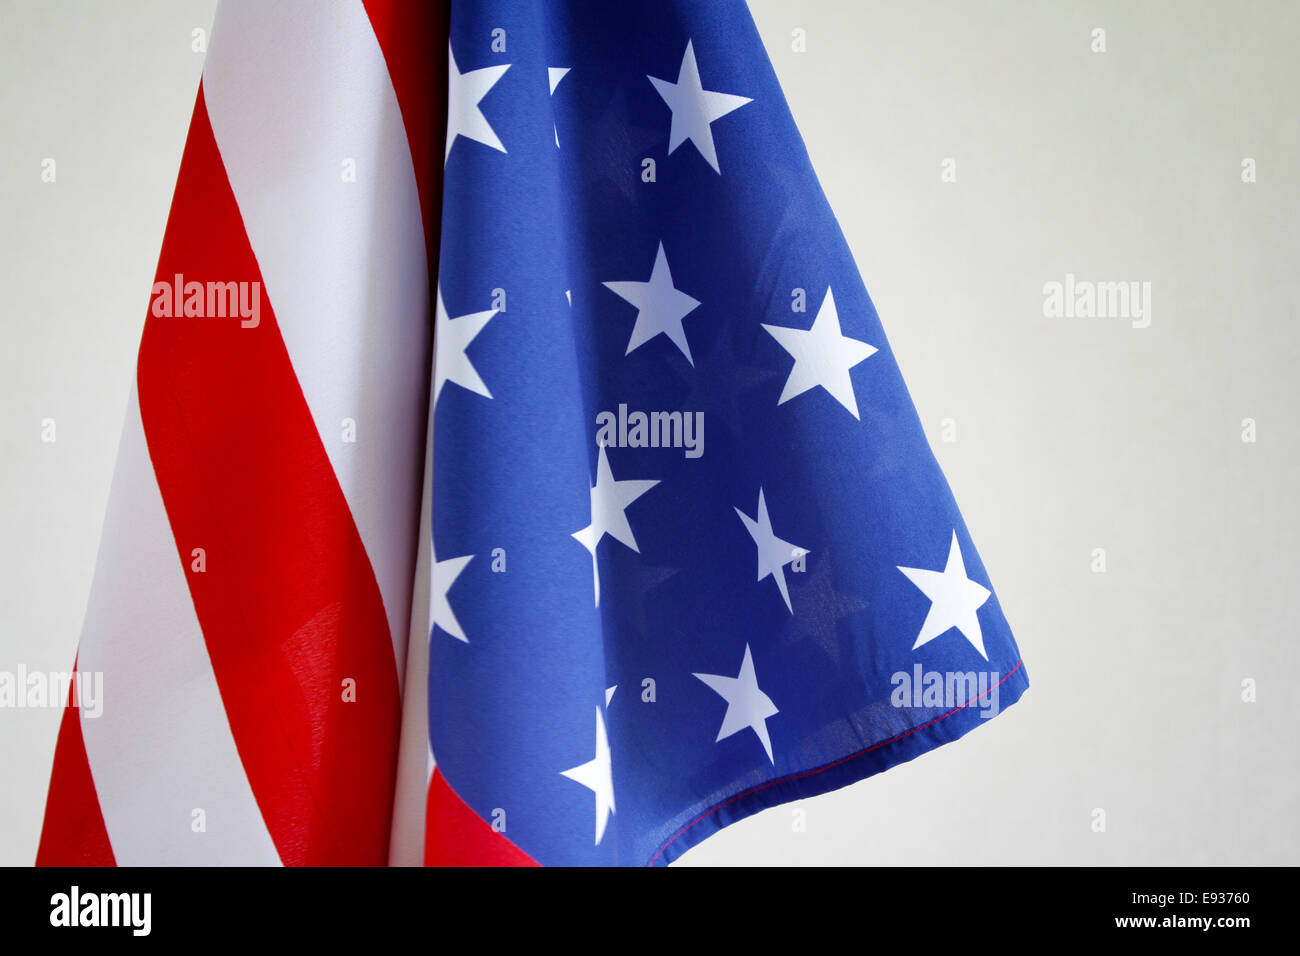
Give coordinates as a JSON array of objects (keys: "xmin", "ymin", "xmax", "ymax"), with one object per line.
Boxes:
[
  {"xmin": 424, "ymin": 769, "xmax": 540, "ymax": 867},
  {"xmin": 361, "ymin": 0, "xmax": 448, "ymax": 272},
  {"xmin": 36, "ymin": 663, "xmax": 115, "ymax": 866},
  {"xmin": 135, "ymin": 87, "xmax": 401, "ymax": 865}
]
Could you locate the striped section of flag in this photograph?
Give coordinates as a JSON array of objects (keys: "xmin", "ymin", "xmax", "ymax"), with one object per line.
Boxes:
[{"xmin": 38, "ymin": 0, "xmax": 444, "ymax": 866}]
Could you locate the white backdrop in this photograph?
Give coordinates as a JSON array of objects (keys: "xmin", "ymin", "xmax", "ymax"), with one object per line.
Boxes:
[{"xmin": 2, "ymin": 0, "xmax": 1296, "ymax": 866}]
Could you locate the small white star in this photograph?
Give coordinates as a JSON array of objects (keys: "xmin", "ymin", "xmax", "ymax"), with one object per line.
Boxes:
[
  {"xmin": 647, "ymin": 40, "xmax": 751, "ymax": 174},
  {"xmin": 763, "ymin": 286, "xmax": 877, "ymax": 419},
  {"xmin": 446, "ymin": 43, "xmax": 509, "ymax": 160},
  {"xmin": 694, "ymin": 644, "xmax": 779, "ymax": 764},
  {"xmin": 572, "ymin": 443, "xmax": 659, "ymax": 606},
  {"xmin": 735, "ymin": 488, "xmax": 808, "ymax": 613},
  {"xmin": 548, "ymin": 66, "xmax": 570, "ymax": 147},
  {"xmin": 432, "ymin": 550, "xmax": 473, "ymax": 642},
  {"xmin": 897, "ymin": 531, "xmax": 992, "ymax": 659},
  {"xmin": 434, "ymin": 287, "xmax": 497, "ymax": 403},
  {"xmin": 603, "ymin": 242, "xmax": 701, "ymax": 364},
  {"xmin": 561, "ymin": 707, "xmax": 616, "ymax": 845}
]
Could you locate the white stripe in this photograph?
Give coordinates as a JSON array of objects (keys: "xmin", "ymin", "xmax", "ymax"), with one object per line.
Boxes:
[
  {"xmin": 388, "ymin": 386, "xmax": 435, "ymax": 866},
  {"xmin": 201, "ymin": 0, "xmax": 431, "ymax": 672},
  {"xmin": 79, "ymin": 389, "xmax": 280, "ymax": 866}
]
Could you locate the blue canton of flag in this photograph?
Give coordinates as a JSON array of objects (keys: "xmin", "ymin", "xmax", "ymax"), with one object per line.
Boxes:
[{"xmin": 429, "ymin": 0, "xmax": 1028, "ymax": 866}]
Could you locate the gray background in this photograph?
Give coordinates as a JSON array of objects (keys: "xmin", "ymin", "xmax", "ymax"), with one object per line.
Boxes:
[{"xmin": 2, "ymin": 0, "xmax": 1296, "ymax": 866}]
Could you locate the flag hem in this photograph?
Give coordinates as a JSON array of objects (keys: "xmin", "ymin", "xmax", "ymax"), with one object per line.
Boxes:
[{"xmin": 647, "ymin": 657, "xmax": 1029, "ymax": 866}]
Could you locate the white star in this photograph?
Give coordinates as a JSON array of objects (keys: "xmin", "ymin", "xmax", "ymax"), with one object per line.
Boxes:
[
  {"xmin": 434, "ymin": 287, "xmax": 497, "ymax": 403},
  {"xmin": 432, "ymin": 550, "xmax": 473, "ymax": 642},
  {"xmin": 548, "ymin": 66, "xmax": 570, "ymax": 147},
  {"xmin": 446, "ymin": 43, "xmax": 510, "ymax": 160},
  {"xmin": 735, "ymin": 488, "xmax": 808, "ymax": 614},
  {"xmin": 762, "ymin": 286, "xmax": 877, "ymax": 419},
  {"xmin": 897, "ymin": 531, "xmax": 992, "ymax": 660},
  {"xmin": 561, "ymin": 707, "xmax": 615, "ymax": 845},
  {"xmin": 647, "ymin": 40, "xmax": 751, "ymax": 174},
  {"xmin": 602, "ymin": 242, "xmax": 701, "ymax": 364},
  {"xmin": 572, "ymin": 443, "xmax": 659, "ymax": 606},
  {"xmin": 694, "ymin": 644, "xmax": 779, "ymax": 764}
]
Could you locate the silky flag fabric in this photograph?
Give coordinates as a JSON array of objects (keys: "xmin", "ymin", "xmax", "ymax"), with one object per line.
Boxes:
[
  {"xmin": 36, "ymin": 0, "xmax": 1027, "ymax": 868},
  {"xmin": 426, "ymin": 0, "xmax": 1028, "ymax": 866}
]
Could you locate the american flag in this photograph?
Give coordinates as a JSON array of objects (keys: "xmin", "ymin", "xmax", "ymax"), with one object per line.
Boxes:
[{"xmin": 38, "ymin": 0, "xmax": 1027, "ymax": 867}]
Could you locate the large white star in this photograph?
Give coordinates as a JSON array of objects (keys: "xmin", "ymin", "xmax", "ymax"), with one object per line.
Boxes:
[
  {"xmin": 434, "ymin": 287, "xmax": 497, "ymax": 403},
  {"xmin": 694, "ymin": 644, "xmax": 779, "ymax": 764},
  {"xmin": 647, "ymin": 40, "xmax": 751, "ymax": 174},
  {"xmin": 561, "ymin": 707, "xmax": 615, "ymax": 845},
  {"xmin": 602, "ymin": 242, "xmax": 701, "ymax": 364},
  {"xmin": 572, "ymin": 443, "xmax": 659, "ymax": 606},
  {"xmin": 446, "ymin": 43, "xmax": 510, "ymax": 160},
  {"xmin": 762, "ymin": 287, "xmax": 877, "ymax": 419},
  {"xmin": 897, "ymin": 531, "xmax": 992, "ymax": 660},
  {"xmin": 735, "ymin": 488, "xmax": 808, "ymax": 614},
  {"xmin": 432, "ymin": 550, "xmax": 473, "ymax": 643}
]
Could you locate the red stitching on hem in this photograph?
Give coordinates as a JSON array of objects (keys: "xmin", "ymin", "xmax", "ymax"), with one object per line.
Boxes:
[{"xmin": 647, "ymin": 657, "xmax": 1025, "ymax": 866}]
